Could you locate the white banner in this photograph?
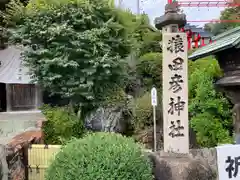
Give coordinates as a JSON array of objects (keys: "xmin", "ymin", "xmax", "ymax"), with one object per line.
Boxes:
[{"xmin": 217, "ymin": 145, "xmax": 240, "ymax": 180}]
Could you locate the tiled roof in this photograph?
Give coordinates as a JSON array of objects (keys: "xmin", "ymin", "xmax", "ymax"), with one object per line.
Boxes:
[
  {"xmin": 190, "ymin": 28, "xmax": 205, "ymax": 33},
  {"xmin": 189, "ymin": 26, "xmax": 240, "ymax": 60},
  {"xmin": 184, "ymin": 24, "xmax": 198, "ymax": 30},
  {"xmin": 199, "ymin": 31, "xmax": 213, "ymax": 38},
  {"xmin": 0, "ymin": 46, "xmax": 33, "ymax": 83}
]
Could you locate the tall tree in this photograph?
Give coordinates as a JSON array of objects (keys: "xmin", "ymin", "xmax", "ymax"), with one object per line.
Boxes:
[
  {"xmin": 204, "ymin": 7, "xmax": 240, "ymax": 35},
  {"xmin": 0, "ymin": 0, "xmax": 29, "ymax": 49},
  {"xmin": 3, "ymin": 0, "xmax": 146, "ymax": 115}
]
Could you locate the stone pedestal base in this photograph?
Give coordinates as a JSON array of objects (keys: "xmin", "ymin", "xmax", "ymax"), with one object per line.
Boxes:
[
  {"xmin": 148, "ymin": 151, "xmax": 216, "ymax": 180},
  {"xmin": 235, "ymin": 133, "xmax": 240, "ymax": 144}
]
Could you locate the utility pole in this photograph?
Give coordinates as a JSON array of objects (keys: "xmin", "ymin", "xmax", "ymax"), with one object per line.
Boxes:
[
  {"xmin": 118, "ymin": 0, "xmax": 146, "ymax": 15},
  {"xmin": 138, "ymin": 0, "xmax": 150, "ymax": 15},
  {"xmin": 137, "ymin": 0, "xmax": 140, "ymax": 14},
  {"xmin": 118, "ymin": 0, "xmax": 123, "ymax": 8}
]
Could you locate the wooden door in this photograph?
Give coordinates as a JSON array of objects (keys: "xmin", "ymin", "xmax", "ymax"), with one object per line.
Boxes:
[{"xmin": 10, "ymin": 84, "xmax": 36, "ymax": 111}]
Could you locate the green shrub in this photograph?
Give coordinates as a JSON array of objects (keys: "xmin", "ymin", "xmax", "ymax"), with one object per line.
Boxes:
[
  {"xmin": 45, "ymin": 132, "xmax": 153, "ymax": 180},
  {"xmin": 41, "ymin": 105, "xmax": 85, "ymax": 144},
  {"xmin": 188, "ymin": 56, "xmax": 222, "ymax": 78},
  {"xmin": 190, "ymin": 113, "xmax": 233, "ymax": 147},
  {"xmin": 133, "ymin": 91, "xmax": 162, "ymax": 131},
  {"xmin": 134, "ymin": 92, "xmax": 152, "ymax": 131},
  {"xmin": 137, "ymin": 52, "xmax": 162, "ymax": 89},
  {"xmin": 189, "ymin": 57, "xmax": 233, "ymax": 147}
]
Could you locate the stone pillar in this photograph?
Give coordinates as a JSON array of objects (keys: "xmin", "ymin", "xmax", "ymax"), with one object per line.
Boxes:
[
  {"xmin": 148, "ymin": 3, "xmax": 216, "ymax": 179},
  {"xmin": 155, "ymin": 3, "xmax": 189, "ymax": 154}
]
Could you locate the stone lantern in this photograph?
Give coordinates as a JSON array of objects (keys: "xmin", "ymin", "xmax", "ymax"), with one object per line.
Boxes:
[
  {"xmin": 189, "ymin": 26, "xmax": 240, "ymax": 143},
  {"xmin": 154, "ymin": 2, "xmax": 186, "ymax": 33}
]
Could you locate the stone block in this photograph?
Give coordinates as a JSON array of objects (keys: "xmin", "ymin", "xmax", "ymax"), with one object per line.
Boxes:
[
  {"xmin": 189, "ymin": 148, "xmax": 217, "ymax": 174},
  {"xmin": 148, "ymin": 151, "xmax": 216, "ymax": 180}
]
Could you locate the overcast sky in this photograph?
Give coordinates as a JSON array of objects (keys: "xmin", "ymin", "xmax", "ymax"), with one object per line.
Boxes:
[{"xmin": 116, "ymin": 0, "xmax": 225, "ymax": 27}]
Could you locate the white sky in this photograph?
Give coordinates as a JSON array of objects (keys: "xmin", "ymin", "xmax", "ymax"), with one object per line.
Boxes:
[{"xmin": 117, "ymin": 0, "xmax": 225, "ymax": 27}]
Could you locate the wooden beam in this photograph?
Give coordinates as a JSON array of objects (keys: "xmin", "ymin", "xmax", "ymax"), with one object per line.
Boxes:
[{"xmin": 6, "ymin": 83, "xmax": 11, "ymax": 112}]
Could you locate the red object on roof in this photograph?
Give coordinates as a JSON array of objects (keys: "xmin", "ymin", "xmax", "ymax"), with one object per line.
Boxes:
[
  {"xmin": 187, "ymin": 19, "xmax": 240, "ymax": 23},
  {"xmin": 169, "ymin": 0, "xmax": 240, "ymax": 23}
]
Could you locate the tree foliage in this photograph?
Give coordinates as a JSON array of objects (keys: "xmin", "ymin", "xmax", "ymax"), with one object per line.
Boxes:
[
  {"xmin": 189, "ymin": 57, "xmax": 233, "ymax": 147},
  {"xmin": 137, "ymin": 52, "xmax": 162, "ymax": 89},
  {"xmin": 5, "ymin": 0, "xmax": 145, "ymax": 114},
  {"xmin": 135, "ymin": 15, "xmax": 162, "ymax": 55},
  {"xmin": 204, "ymin": 7, "xmax": 240, "ymax": 35},
  {"xmin": 0, "ymin": 0, "xmax": 29, "ymax": 48},
  {"xmin": 41, "ymin": 105, "xmax": 85, "ymax": 145}
]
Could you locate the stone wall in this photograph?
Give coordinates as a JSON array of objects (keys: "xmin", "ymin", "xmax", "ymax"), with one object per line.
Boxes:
[
  {"xmin": 146, "ymin": 148, "xmax": 218, "ymax": 180},
  {"xmin": 189, "ymin": 148, "xmax": 217, "ymax": 174},
  {"xmin": 150, "ymin": 151, "xmax": 217, "ymax": 180},
  {"xmin": 6, "ymin": 130, "xmax": 43, "ymax": 180}
]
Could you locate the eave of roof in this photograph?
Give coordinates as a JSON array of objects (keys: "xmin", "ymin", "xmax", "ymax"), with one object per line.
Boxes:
[
  {"xmin": 188, "ymin": 26, "xmax": 240, "ymax": 61},
  {"xmin": 199, "ymin": 31, "xmax": 213, "ymax": 38}
]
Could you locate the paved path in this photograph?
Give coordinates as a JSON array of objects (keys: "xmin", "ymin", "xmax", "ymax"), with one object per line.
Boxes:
[{"xmin": 0, "ymin": 111, "xmax": 44, "ymax": 144}]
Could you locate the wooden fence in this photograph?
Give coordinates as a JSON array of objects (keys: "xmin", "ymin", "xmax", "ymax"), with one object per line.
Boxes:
[{"xmin": 28, "ymin": 144, "xmax": 61, "ymax": 180}]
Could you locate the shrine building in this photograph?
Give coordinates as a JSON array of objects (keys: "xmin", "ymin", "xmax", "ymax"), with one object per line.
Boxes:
[
  {"xmin": 0, "ymin": 46, "xmax": 42, "ymax": 112},
  {"xmin": 180, "ymin": 24, "xmax": 213, "ymax": 50}
]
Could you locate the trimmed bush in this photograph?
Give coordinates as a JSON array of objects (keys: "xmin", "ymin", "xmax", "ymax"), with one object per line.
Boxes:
[{"xmin": 45, "ymin": 132, "xmax": 153, "ymax": 180}]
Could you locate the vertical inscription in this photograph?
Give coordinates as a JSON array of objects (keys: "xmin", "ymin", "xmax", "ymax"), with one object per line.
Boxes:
[{"xmin": 163, "ymin": 33, "xmax": 189, "ymax": 153}]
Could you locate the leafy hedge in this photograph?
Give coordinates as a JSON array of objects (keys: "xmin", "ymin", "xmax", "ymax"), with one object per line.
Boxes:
[
  {"xmin": 45, "ymin": 132, "xmax": 153, "ymax": 180},
  {"xmin": 137, "ymin": 52, "xmax": 162, "ymax": 89},
  {"xmin": 41, "ymin": 105, "xmax": 85, "ymax": 144}
]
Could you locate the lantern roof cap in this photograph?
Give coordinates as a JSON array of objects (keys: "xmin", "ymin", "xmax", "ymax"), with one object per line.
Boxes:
[
  {"xmin": 154, "ymin": 3, "xmax": 186, "ymax": 29},
  {"xmin": 189, "ymin": 26, "xmax": 240, "ymax": 60}
]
